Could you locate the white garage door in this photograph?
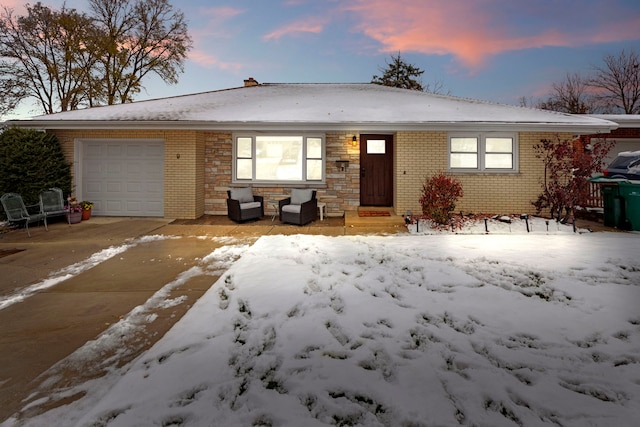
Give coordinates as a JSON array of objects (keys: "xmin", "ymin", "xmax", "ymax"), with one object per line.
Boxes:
[{"xmin": 81, "ymin": 139, "xmax": 164, "ymax": 217}]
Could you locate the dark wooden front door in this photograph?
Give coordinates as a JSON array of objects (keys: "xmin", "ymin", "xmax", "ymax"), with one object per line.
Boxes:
[{"xmin": 360, "ymin": 134, "xmax": 393, "ymax": 206}]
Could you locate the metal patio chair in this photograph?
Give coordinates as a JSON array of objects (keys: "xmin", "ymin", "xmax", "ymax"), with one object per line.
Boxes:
[
  {"xmin": 40, "ymin": 187, "xmax": 70, "ymax": 225},
  {"xmin": 1, "ymin": 192, "xmax": 47, "ymax": 237}
]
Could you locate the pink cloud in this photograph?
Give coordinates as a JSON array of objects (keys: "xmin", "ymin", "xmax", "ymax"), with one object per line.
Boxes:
[
  {"xmin": 1, "ymin": 0, "xmax": 35, "ymax": 15},
  {"xmin": 344, "ymin": 1, "xmax": 547, "ymax": 69},
  {"xmin": 188, "ymin": 50, "xmax": 243, "ymax": 72},
  {"xmin": 195, "ymin": 6, "xmax": 245, "ymax": 37},
  {"xmin": 200, "ymin": 6, "xmax": 245, "ymax": 21},
  {"xmin": 1, "ymin": 0, "xmax": 23, "ymax": 9},
  {"xmin": 588, "ymin": 16, "xmax": 640, "ymax": 44},
  {"xmin": 263, "ymin": 17, "xmax": 327, "ymax": 41},
  {"xmin": 343, "ymin": 0, "xmax": 640, "ymax": 72},
  {"xmin": 187, "ymin": 6, "xmax": 246, "ymax": 68}
]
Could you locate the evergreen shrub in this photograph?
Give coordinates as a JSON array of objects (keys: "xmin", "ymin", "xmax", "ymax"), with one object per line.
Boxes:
[{"xmin": 0, "ymin": 127, "xmax": 71, "ymax": 218}]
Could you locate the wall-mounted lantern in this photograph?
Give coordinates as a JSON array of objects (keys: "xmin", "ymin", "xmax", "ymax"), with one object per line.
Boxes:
[{"xmin": 352, "ymin": 135, "xmax": 358, "ymax": 146}]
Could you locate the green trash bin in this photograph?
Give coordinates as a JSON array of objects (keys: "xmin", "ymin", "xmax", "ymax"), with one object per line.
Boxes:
[
  {"xmin": 618, "ymin": 181, "xmax": 640, "ymax": 231},
  {"xmin": 600, "ymin": 183, "xmax": 624, "ymax": 228}
]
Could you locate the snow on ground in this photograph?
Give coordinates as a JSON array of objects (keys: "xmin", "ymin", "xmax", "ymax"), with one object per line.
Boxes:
[{"xmin": 6, "ymin": 221, "xmax": 640, "ymax": 427}]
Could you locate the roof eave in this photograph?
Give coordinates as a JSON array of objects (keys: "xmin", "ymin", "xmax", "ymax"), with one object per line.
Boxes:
[
  {"xmin": 6, "ymin": 119, "xmax": 618, "ymax": 134},
  {"xmin": 587, "ymin": 114, "xmax": 640, "ymax": 128}
]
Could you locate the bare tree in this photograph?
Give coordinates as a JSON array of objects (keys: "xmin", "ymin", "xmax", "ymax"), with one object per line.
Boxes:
[
  {"xmin": 88, "ymin": 0, "xmax": 192, "ymax": 105},
  {"xmin": 518, "ymin": 96, "xmax": 535, "ymax": 108},
  {"xmin": 424, "ymin": 78, "xmax": 451, "ymax": 96},
  {"xmin": 537, "ymin": 72, "xmax": 597, "ymax": 113},
  {"xmin": 0, "ymin": 3, "xmax": 96, "ymax": 115},
  {"xmin": 590, "ymin": 49, "xmax": 640, "ymax": 114},
  {"xmin": 0, "ymin": 0, "xmax": 192, "ymax": 116}
]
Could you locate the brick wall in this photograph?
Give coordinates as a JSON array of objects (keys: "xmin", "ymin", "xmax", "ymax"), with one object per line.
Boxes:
[
  {"xmin": 395, "ymin": 131, "xmax": 447, "ymax": 215},
  {"xmin": 606, "ymin": 128, "xmax": 640, "ymax": 138},
  {"xmin": 583, "ymin": 127, "xmax": 640, "ymax": 150},
  {"xmin": 204, "ymin": 132, "xmax": 232, "ymax": 215},
  {"xmin": 204, "ymin": 131, "xmax": 361, "ymax": 216},
  {"xmin": 322, "ymin": 131, "xmax": 361, "ymax": 214},
  {"xmin": 193, "ymin": 132, "xmax": 206, "ymax": 218},
  {"xmin": 47, "ymin": 127, "xmax": 576, "ymax": 220},
  {"xmin": 395, "ymin": 131, "xmax": 575, "ymax": 215},
  {"xmin": 48, "ymin": 129, "xmax": 204, "ymax": 219}
]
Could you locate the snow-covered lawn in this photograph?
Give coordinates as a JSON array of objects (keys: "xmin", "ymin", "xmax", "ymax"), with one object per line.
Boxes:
[{"xmin": 9, "ymin": 221, "xmax": 640, "ymax": 427}]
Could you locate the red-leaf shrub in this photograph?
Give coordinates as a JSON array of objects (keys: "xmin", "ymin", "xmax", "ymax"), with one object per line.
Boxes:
[
  {"xmin": 420, "ymin": 173, "xmax": 464, "ymax": 224},
  {"xmin": 533, "ymin": 135, "xmax": 614, "ymax": 222}
]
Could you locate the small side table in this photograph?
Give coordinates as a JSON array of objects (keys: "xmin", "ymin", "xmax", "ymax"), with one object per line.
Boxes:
[
  {"xmin": 268, "ymin": 201, "xmax": 279, "ymax": 222},
  {"xmin": 317, "ymin": 202, "xmax": 326, "ymax": 221}
]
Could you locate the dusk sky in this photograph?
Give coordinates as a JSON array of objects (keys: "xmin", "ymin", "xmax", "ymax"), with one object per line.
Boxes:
[{"xmin": 3, "ymin": 0, "xmax": 640, "ymax": 118}]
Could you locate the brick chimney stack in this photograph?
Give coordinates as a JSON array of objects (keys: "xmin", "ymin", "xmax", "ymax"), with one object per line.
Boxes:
[{"xmin": 244, "ymin": 77, "xmax": 259, "ymax": 87}]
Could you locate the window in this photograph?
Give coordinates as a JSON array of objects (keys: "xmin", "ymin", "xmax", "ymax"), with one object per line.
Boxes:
[
  {"xmin": 233, "ymin": 134, "xmax": 325, "ymax": 183},
  {"xmin": 449, "ymin": 133, "xmax": 517, "ymax": 172},
  {"xmin": 367, "ymin": 139, "xmax": 386, "ymax": 154},
  {"xmin": 450, "ymin": 137, "xmax": 478, "ymax": 169}
]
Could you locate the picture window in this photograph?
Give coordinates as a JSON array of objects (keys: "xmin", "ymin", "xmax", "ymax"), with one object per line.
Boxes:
[{"xmin": 233, "ymin": 134, "xmax": 325, "ymax": 183}]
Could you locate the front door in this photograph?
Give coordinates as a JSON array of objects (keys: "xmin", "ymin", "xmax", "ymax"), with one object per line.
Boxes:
[{"xmin": 360, "ymin": 134, "xmax": 393, "ymax": 206}]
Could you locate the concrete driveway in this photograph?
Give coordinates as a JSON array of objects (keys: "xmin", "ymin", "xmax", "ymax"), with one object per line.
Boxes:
[
  {"xmin": 0, "ymin": 214, "xmax": 405, "ymax": 422},
  {"xmin": 0, "ymin": 217, "xmax": 250, "ymax": 422}
]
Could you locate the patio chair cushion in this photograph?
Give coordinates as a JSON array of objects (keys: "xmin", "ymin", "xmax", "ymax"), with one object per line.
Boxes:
[
  {"xmin": 230, "ymin": 187, "xmax": 254, "ymax": 203},
  {"xmin": 291, "ymin": 188, "xmax": 314, "ymax": 205},
  {"xmin": 282, "ymin": 204, "xmax": 302, "ymax": 213},
  {"xmin": 240, "ymin": 201, "xmax": 261, "ymax": 210}
]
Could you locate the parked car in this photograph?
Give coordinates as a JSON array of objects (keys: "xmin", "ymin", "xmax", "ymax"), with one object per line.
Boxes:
[{"xmin": 603, "ymin": 151, "xmax": 640, "ymax": 180}]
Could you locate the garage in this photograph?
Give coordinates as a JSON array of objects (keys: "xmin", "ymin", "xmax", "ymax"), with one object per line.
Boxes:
[
  {"xmin": 604, "ymin": 139, "xmax": 640, "ymax": 166},
  {"xmin": 79, "ymin": 139, "xmax": 164, "ymax": 217}
]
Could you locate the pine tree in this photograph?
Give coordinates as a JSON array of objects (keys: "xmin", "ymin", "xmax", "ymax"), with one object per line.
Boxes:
[{"xmin": 372, "ymin": 52, "xmax": 424, "ymax": 91}]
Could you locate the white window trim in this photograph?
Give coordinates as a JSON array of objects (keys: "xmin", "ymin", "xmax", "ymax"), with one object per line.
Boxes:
[
  {"xmin": 448, "ymin": 132, "xmax": 519, "ymax": 173},
  {"xmin": 232, "ymin": 133, "xmax": 326, "ymax": 184}
]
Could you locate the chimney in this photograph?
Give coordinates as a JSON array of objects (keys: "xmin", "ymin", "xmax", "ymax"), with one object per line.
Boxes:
[{"xmin": 244, "ymin": 77, "xmax": 259, "ymax": 87}]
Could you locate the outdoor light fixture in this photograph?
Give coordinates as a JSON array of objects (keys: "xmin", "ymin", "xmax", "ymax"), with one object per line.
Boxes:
[
  {"xmin": 336, "ymin": 160, "xmax": 349, "ymax": 171},
  {"xmin": 352, "ymin": 135, "xmax": 357, "ymax": 146}
]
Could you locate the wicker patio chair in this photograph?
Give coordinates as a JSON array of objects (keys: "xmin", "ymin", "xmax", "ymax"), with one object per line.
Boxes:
[
  {"xmin": 279, "ymin": 189, "xmax": 317, "ymax": 225},
  {"xmin": 227, "ymin": 188, "xmax": 264, "ymax": 222},
  {"xmin": 1, "ymin": 192, "xmax": 47, "ymax": 237}
]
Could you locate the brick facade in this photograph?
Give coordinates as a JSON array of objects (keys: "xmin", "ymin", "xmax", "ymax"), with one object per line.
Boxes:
[
  {"xmin": 203, "ymin": 131, "xmax": 361, "ymax": 216},
  {"xmin": 46, "ymin": 128, "xmax": 576, "ymax": 220},
  {"xmin": 582, "ymin": 127, "xmax": 640, "ymax": 150},
  {"xmin": 605, "ymin": 127, "xmax": 640, "ymax": 139},
  {"xmin": 394, "ymin": 131, "xmax": 574, "ymax": 216},
  {"xmin": 48, "ymin": 129, "xmax": 204, "ymax": 219}
]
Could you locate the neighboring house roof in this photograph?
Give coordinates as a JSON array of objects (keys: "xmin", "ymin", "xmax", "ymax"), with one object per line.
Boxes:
[
  {"xmin": 6, "ymin": 83, "xmax": 618, "ymax": 133},
  {"xmin": 587, "ymin": 114, "xmax": 640, "ymax": 128}
]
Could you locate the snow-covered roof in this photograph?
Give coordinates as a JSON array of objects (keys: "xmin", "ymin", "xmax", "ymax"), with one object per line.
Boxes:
[
  {"xmin": 7, "ymin": 83, "xmax": 618, "ymax": 133},
  {"xmin": 587, "ymin": 114, "xmax": 640, "ymax": 128}
]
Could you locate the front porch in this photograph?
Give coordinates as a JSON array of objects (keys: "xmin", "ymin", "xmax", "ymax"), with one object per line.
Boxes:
[{"xmin": 170, "ymin": 206, "xmax": 406, "ymax": 235}]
